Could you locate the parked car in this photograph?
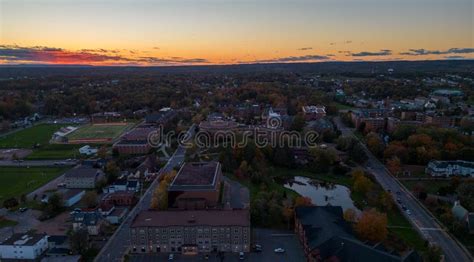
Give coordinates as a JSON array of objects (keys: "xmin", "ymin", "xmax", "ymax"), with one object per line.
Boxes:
[
  {"xmin": 168, "ymin": 253, "xmax": 174, "ymax": 260},
  {"xmin": 274, "ymin": 248, "xmax": 285, "ymax": 253},
  {"xmin": 239, "ymin": 252, "xmax": 245, "ymax": 260},
  {"xmin": 406, "ymin": 209, "xmax": 411, "ymax": 215},
  {"xmin": 253, "ymin": 244, "xmax": 262, "ymax": 252},
  {"xmin": 19, "ymin": 207, "xmax": 28, "ymax": 213}
]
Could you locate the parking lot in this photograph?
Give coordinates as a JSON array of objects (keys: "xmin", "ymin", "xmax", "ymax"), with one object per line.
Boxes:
[{"xmin": 130, "ymin": 228, "xmax": 305, "ymax": 262}]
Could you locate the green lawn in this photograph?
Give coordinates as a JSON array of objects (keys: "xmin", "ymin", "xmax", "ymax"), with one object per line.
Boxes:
[
  {"xmin": 26, "ymin": 144, "xmax": 83, "ymax": 160},
  {"xmin": 0, "ymin": 167, "xmax": 69, "ymax": 202},
  {"xmin": 0, "ymin": 217, "xmax": 18, "ymax": 228},
  {"xmin": 0, "ymin": 124, "xmax": 65, "ymax": 148},
  {"xmin": 67, "ymin": 123, "xmax": 132, "ymax": 140}
]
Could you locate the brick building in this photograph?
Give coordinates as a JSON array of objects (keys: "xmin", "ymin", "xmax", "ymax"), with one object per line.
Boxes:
[
  {"xmin": 168, "ymin": 162, "xmax": 222, "ymax": 209},
  {"xmin": 130, "ymin": 209, "xmax": 250, "ymax": 254}
]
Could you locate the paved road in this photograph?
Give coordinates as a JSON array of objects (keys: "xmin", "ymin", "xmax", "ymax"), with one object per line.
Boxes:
[
  {"xmin": 334, "ymin": 117, "xmax": 472, "ymax": 262},
  {"xmin": 94, "ymin": 125, "xmax": 195, "ymax": 262},
  {"xmin": 0, "ymin": 159, "xmax": 78, "ymax": 167}
]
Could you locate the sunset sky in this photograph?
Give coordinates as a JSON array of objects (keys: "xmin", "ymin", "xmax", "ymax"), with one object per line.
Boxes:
[{"xmin": 0, "ymin": 0, "xmax": 473, "ymax": 66}]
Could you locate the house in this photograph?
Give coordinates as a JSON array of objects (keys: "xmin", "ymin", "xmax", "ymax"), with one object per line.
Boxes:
[
  {"xmin": 78, "ymin": 145, "xmax": 98, "ymax": 156},
  {"xmin": 0, "ymin": 233, "xmax": 48, "ymax": 260},
  {"xmin": 103, "ymin": 179, "xmax": 140, "ymax": 193},
  {"xmin": 302, "ymin": 105, "xmax": 326, "ymax": 121},
  {"xmin": 72, "ymin": 210, "xmax": 105, "ymax": 236},
  {"xmin": 101, "ymin": 191, "xmax": 137, "ymax": 207},
  {"xmin": 426, "ymin": 160, "xmax": 474, "ymax": 177},
  {"xmin": 46, "ymin": 235, "xmax": 71, "ymax": 257},
  {"xmin": 294, "ymin": 206, "xmax": 420, "ymax": 262},
  {"xmin": 130, "ymin": 209, "xmax": 250, "ymax": 254},
  {"xmin": 64, "ymin": 166, "xmax": 104, "ymax": 189},
  {"xmin": 168, "ymin": 162, "xmax": 222, "ymax": 209},
  {"xmin": 103, "ymin": 206, "xmax": 128, "ymax": 225}
]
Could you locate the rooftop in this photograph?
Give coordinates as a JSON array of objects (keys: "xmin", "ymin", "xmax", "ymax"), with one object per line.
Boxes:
[
  {"xmin": 64, "ymin": 166, "xmax": 102, "ymax": 179},
  {"xmin": 169, "ymin": 162, "xmax": 221, "ymax": 191},
  {"xmin": 1, "ymin": 233, "xmax": 47, "ymax": 246},
  {"xmin": 131, "ymin": 209, "xmax": 249, "ymax": 228}
]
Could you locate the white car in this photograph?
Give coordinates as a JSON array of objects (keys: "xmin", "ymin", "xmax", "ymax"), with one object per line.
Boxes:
[
  {"xmin": 406, "ymin": 209, "xmax": 411, "ymax": 215},
  {"xmin": 274, "ymin": 248, "xmax": 285, "ymax": 253},
  {"xmin": 168, "ymin": 254, "xmax": 174, "ymax": 260}
]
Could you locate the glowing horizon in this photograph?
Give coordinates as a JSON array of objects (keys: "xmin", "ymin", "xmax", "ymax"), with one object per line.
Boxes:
[{"xmin": 1, "ymin": 0, "xmax": 473, "ymax": 66}]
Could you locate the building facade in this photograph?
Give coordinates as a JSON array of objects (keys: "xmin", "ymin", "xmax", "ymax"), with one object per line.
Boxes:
[
  {"xmin": 426, "ymin": 160, "xmax": 474, "ymax": 177},
  {"xmin": 130, "ymin": 210, "xmax": 250, "ymax": 254},
  {"xmin": 0, "ymin": 233, "xmax": 48, "ymax": 260}
]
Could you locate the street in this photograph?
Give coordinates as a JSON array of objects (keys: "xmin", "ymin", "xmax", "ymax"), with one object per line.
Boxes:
[
  {"xmin": 94, "ymin": 124, "xmax": 195, "ymax": 262},
  {"xmin": 0, "ymin": 159, "xmax": 78, "ymax": 167},
  {"xmin": 334, "ymin": 117, "xmax": 472, "ymax": 262}
]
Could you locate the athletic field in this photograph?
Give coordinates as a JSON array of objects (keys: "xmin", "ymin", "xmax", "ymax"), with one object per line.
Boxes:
[{"xmin": 66, "ymin": 123, "xmax": 133, "ymax": 143}]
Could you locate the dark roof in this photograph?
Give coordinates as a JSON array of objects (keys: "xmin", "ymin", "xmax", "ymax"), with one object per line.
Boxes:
[
  {"xmin": 169, "ymin": 162, "xmax": 221, "ymax": 191},
  {"xmin": 295, "ymin": 206, "xmax": 420, "ymax": 262},
  {"xmin": 64, "ymin": 166, "xmax": 103, "ymax": 179},
  {"xmin": 73, "ymin": 211, "xmax": 102, "ymax": 226},
  {"xmin": 48, "ymin": 235, "xmax": 68, "ymax": 245},
  {"xmin": 131, "ymin": 209, "xmax": 249, "ymax": 228},
  {"xmin": 1, "ymin": 233, "xmax": 47, "ymax": 246},
  {"xmin": 295, "ymin": 206, "xmax": 353, "ymax": 250}
]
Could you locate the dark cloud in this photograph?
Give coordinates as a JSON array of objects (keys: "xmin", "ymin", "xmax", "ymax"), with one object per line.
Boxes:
[
  {"xmin": 444, "ymin": 55, "xmax": 467, "ymax": 60},
  {"xmin": 297, "ymin": 47, "xmax": 313, "ymax": 51},
  {"xmin": 351, "ymin": 49, "xmax": 392, "ymax": 57},
  {"xmin": 152, "ymin": 47, "xmax": 160, "ymax": 50},
  {"xmin": 0, "ymin": 45, "xmax": 208, "ymax": 65},
  {"xmin": 400, "ymin": 48, "xmax": 474, "ymax": 56},
  {"xmin": 251, "ymin": 54, "xmax": 330, "ymax": 63}
]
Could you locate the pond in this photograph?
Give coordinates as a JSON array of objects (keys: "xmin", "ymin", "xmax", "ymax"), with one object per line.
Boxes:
[{"xmin": 284, "ymin": 176, "xmax": 360, "ymax": 212}]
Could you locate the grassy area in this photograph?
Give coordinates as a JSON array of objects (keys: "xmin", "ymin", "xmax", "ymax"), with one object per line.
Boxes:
[
  {"xmin": 225, "ymin": 172, "xmax": 299, "ymax": 200},
  {"xmin": 0, "ymin": 124, "xmax": 65, "ymax": 148},
  {"xmin": 26, "ymin": 144, "xmax": 82, "ymax": 160},
  {"xmin": 0, "ymin": 217, "xmax": 18, "ymax": 228},
  {"xmin": 0, "ymin": 167, "xmax": 69, "ymax": 202},
  {"xmin": 401, "ymin": 180, "xmax": 451, "ymax": 195},
  {"xmin": 67, "ymin": 123, "xmax": 132, "ymax": 140}
]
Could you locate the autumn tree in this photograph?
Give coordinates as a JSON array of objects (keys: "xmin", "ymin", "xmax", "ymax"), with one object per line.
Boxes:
[
  {"xmin": 366, "ymin": 132, "xmax": 385, "ymax": 158},
  {"xmin": 81, "ymin": 191, "xmax": 98, "ymax": 208},
  {"xmin": 354, "ymin": 208, "xmax": 388, "ymax": 243},
  {"xmin": 97, "ymin": 146, "xmax": 107, "ymax": 159},
  {"xmin": 294, "ymin": 196, "xmax": 313, "ymax": 208},
  {"xmin": 69, "ymin": 228, "xmax": 90, "ymax": 255},
  {"xmin": 352, "ymin": 170, "xmax": 373, "ymax": 195},
  {"xmin": 151, "ymin": 171, "xmax": 176, "ymax": 210},
  {"xmin": 386, "ymin": 156, "xmax": 401, "ymax": 175},
  {"xmin": 343, "ymin": 208, "xmax": 357, "ymax": 223},
  {"xmin": 105, "ymin": 161, "xmax": 120, "ymax": 184},
  {"xmin": 378, "ymin": 191, "xmax": 394, "ymax": 211}
]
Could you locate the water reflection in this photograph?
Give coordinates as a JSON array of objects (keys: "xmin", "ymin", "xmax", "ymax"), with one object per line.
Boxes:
[{"xmin": 284, "ymin": 176, "xmax": 360, "ymax": 212}]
